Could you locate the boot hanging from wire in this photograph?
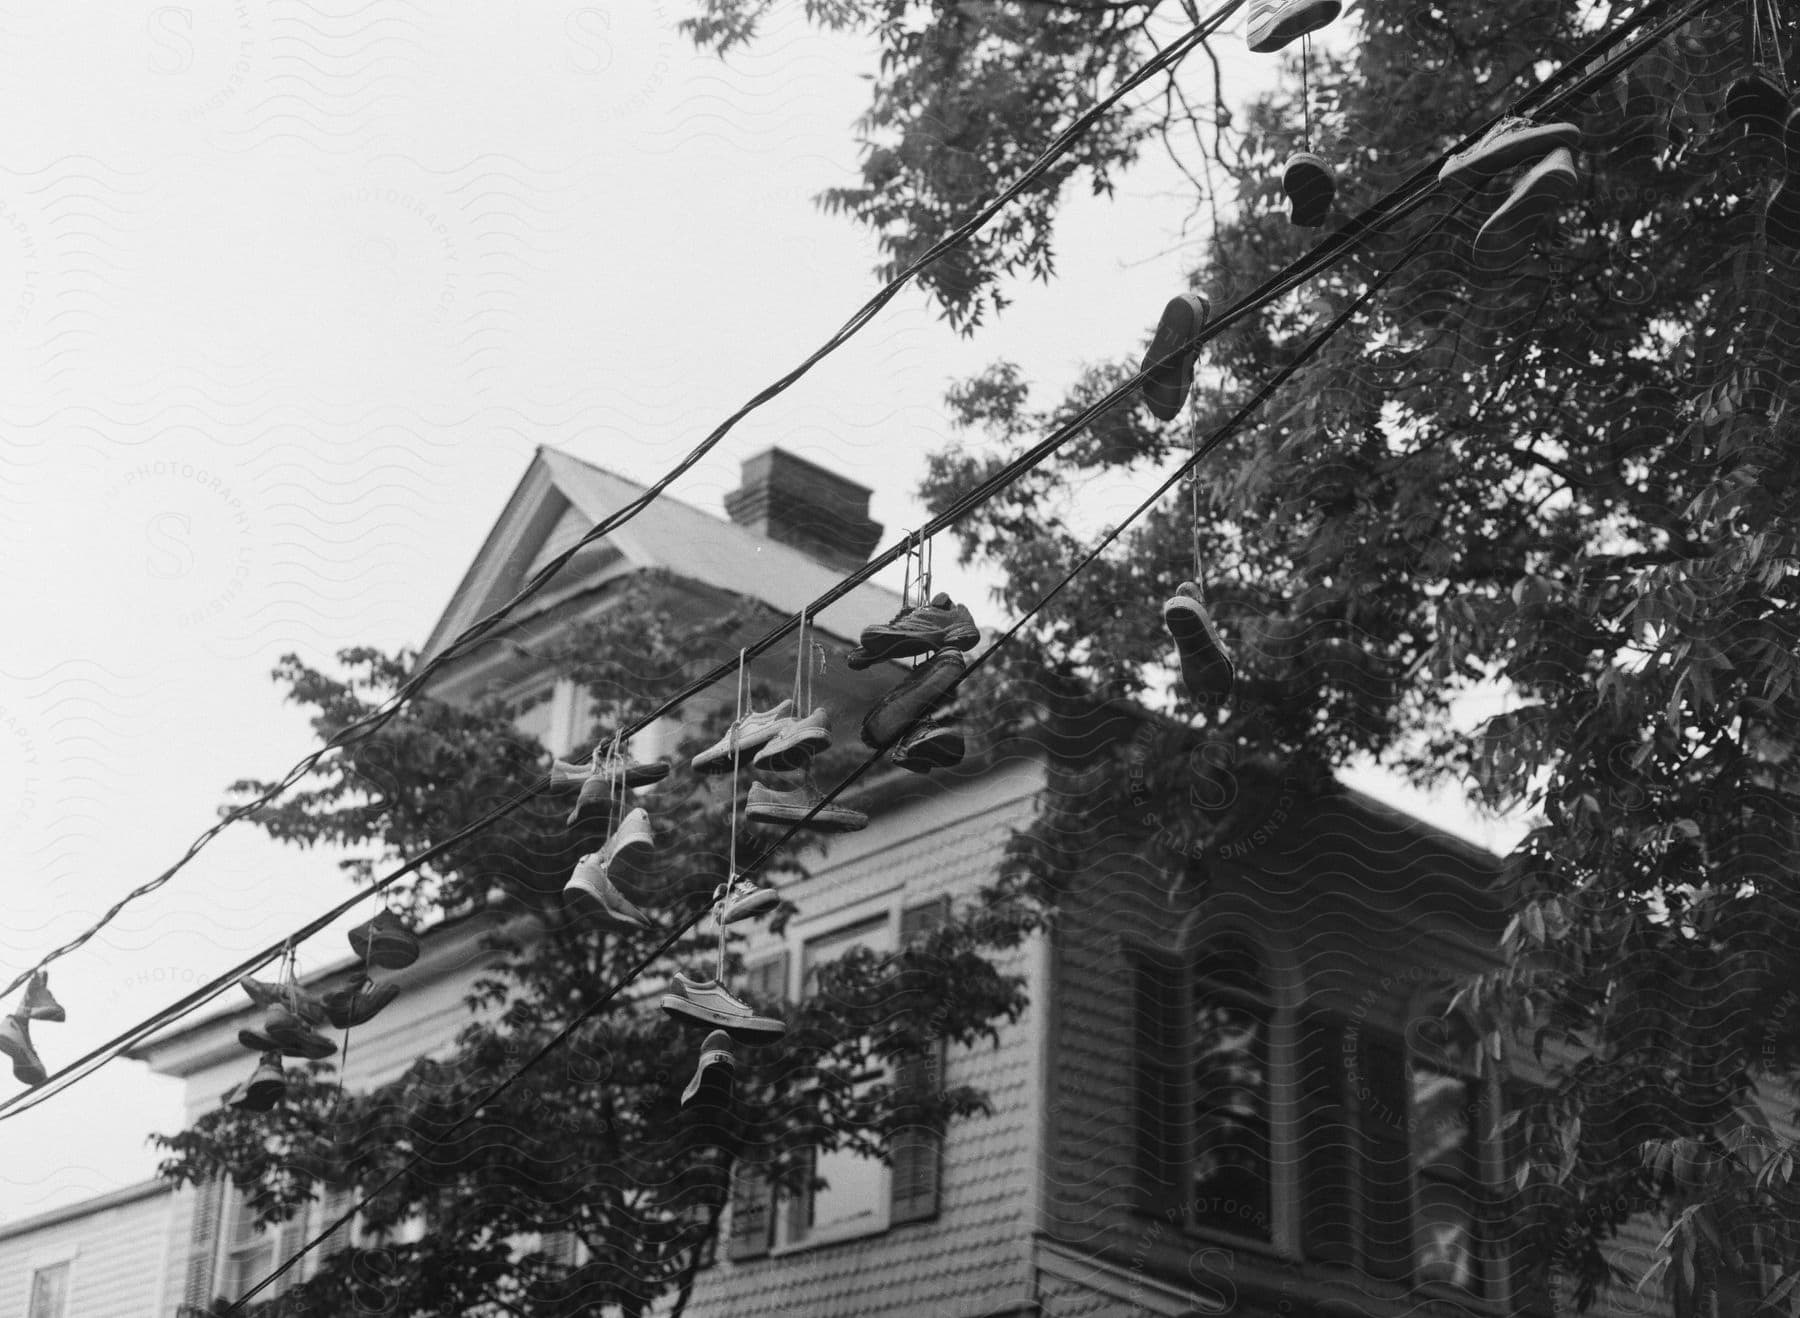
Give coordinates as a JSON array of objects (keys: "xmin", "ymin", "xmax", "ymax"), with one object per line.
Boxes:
[
  {"xmin": 1162, "ymin": 456, "xmax": 1236, "ymax": 704},
  {"xmin": 1722, "ymin": 0, "xmax": 1790, "ymax": 137},
  {"xmin": 1282, "ymin": 36, "xmax": 1336, "ymax": 229}
]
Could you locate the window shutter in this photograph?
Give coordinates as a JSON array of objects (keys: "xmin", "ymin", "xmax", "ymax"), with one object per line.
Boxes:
[
  {"xmin": 1297, "ymin": 1014, "xmax": 1357, "ymax": 1266},
  {"xmin": 891, "ymin": 898, "xmax": 951, "ymax": 1225},
  {"xmin": 316, "ymin": 1185, "xmax": 355, "ymax": 1262},
  {"xmin": 726, "ymin": 1150, "xmax": 775, "ymax": 1262},
  {"xmin": 743, "ymin": 950, "xmax": 790, "ymax": 1005},
  {"xmin": 181, "ymin": 1176, "xmax": 226, "ymax": 1312},
  {"xmin": 1360, "ymin": 1033, "xmax": 1414, "ymax": 1281},
  {"xmin": 273, "ymin": 1205, "xmax": 310, "ymax": 1295},
  {"xmin": 1128, "ymin": 948, "xmax": 1186, "ymax": 1219}
]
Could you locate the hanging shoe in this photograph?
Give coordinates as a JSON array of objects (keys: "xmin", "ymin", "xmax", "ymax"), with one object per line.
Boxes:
[
  {"xmin": 1723, "ymin": 68, "xmax": 1789, "ymax": 138},
  {"xmin": 892, "ymin": 718, "xmax": 966, "ymax": 773},
  {"xmin": 717, "ymin": 878, "xmax": 781, "ymax": 925},
  {"xmin": 1439, "ymin": 116, "xmax": 1581, "ymax": 186},
  {"xmin": 681, "ymin": 1030, "xmax": 737, "ymax": 1109},
  {"xmin": 230, "ymin": 1052, "xmax": 288, "ymax": 1111},
  {"xmin": 660, "ymin": 973, "xmax": 787, "ymax": 1044},
  {"xmin": 1473, "ymin": 146, "xmax": 1579, "ymax": 274},
  {"xmin": 323, "ymin": 976, "xmax": 400, "ymax": 1030},
  {"xmin": 1283, "ymin": 152, "xmax": 1336, "ymax": 228},
  {"xmin": 262, "ymin": 1005, "xmax": 339, "ymax": 1060},
  {"xmin": 853, "ymin": 595, "xmax": 981, "ymax": 667},
  {"xmin": 237, "ymin": 976, "xmax": 330, "ymax": 1026},
  {"xmin": 691, "ymin": 699, "xmax": 796, "ymax": 775},
  {"xmin": 1139, "ymin": 292, "xmax": 1210, "ymax": 422},
  {"xmin": 862, "ymin": 649, "xmax": 968, "ymax": 749},
  {"xmin": 564, "ymin": 852, "xmax": 653, "ymax": 931},
  {"xmin": 563, "ymin": 750, "xmax": 670, "ymax": 826},
  {"xmin": 349, "ymin": 910, "xmax": 421, "ymax": 970},
  {"xmin": 1765, "ymin": 105, "xmax": 1800, "ymax": 247},
  {"xmin": 1164, "ymin": 582, "xmax": 1236, "ymax": 701},
  {"xmin": 599, "ymin": 807, "xmax": 655, "ymax": 868},
  {"xmin": 1245, "ymin": 0, "xmax": 1340, "ymax": 53},
  {"xmin": 20, "ymin": 971, "xmax": 64, "ymax": 1024},
  {"xmin": 0, "ymin": 1014, "xmax": 46, "ymax": 1087},
  {"xmin": 745, "ymin": 782, "xmax": 868, "ymax": 833},
  {"xmin": 549, "ymin": 747, "xmax": 671, "ymax": 791},
  {"xmin": 753, "ymin": 707, "xmax": 833, "ymax": 772}
]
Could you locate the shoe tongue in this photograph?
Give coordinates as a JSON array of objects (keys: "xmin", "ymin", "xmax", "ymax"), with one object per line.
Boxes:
[{"xmin": 929, "ymin": 592, "xmax": 951, "ymax": 609}]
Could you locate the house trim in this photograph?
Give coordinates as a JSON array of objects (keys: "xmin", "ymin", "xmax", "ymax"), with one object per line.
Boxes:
[{"xmin": 0, "ymin": 1179, "xmax": 171, "ymax": 1246}]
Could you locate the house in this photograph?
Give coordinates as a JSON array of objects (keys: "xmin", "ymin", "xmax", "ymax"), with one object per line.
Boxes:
[
  {"xmin": 23, "ymin": 443, "xmax": 1671, "ymax": 1315},
  {"xmin": 0, "ymin": 1178, "xmax": 174, "ymax": 1317}
]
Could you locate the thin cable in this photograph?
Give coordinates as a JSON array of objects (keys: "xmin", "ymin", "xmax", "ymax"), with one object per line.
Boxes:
[
  {"xmin": 0, "ymin": 4, "xmax": 1242, "ymax": 1009},
  {"xmin": 3, "ymin": 0, "xmax": 1715, "ymax": 1121}
]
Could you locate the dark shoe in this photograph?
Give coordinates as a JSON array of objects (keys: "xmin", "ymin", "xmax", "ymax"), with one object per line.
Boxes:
[
  {"xmin": 20, "ymin": 971, "xmax": 63, "ymax": 1024},
  {"xmin": 855, "ymin": 595, "xmax": 980, "ymax": 665},
  {"xmin": 745, "ymin": 782, "xmax": 868, "ymax": 833},
  {"xmin": 1723, "ymin": 67, "xmax": 1789, "ymax": 138},
  {"xmin": 717, "ymin": 879, "xmax": 781, "ymax": 925},
  {"xmin": 892, "ymin": 719, "xmax": 966, "ymax": 773},
  {"xmin": 660, "ymin": 973, "xmax": 787, "ymax": 1044},
  {"xmin": 0, "ymin": 1014, "xmax": 46, "ymax": 1087},
  {"xmin": 862, "ymin": 649, "xmax": 968, "ymax": 749},
  {"xmin": 323, "ymin": 977, "xmax": 400, "ymax": 1030},
  {"xmin": 1283, "ymin": 152, "xmax": 1335, "ymax": 228},
  {"xmin": 550, "ymin": 747, "xmax": 671, "ymax": 791},
  {"xmin": 681, "ymin": 1031, "xmax": 736, "ymax": 1109},
  {"xmin": 262, "ymin": 1006, "xmax": 339, "ymax": 1060},
  {"xmin": 691, "ymin": 700, "xmax": 795, "ymax": 775},
  {"xmin": 238, "ymin": 975, "xmax": 330, "ymax": 1026},
  {"xmin": 1164, "ymin": 583, "xmax": 1235, "ymax": 701},
  {"xmin": 1765, "ymin": 106, "xmax": 1800, "ymax": 247},
  {"xmin": 1439, "ymin": 116, "xmax": 1581, "ymax": 186},
  {"xmin": 1245, "ymin": 0, "xmax": 1340, "ymax": 52},
  {"xmin": 231, "ymin": 1052, "xmax": 288, "ymax": 1111},
  {"xmin": 753, "ymin": 707, "xmax": 832, "ymax": 772},
  {"xmin": 1473, "ymin": 146, "xmax": 1579, "ymax": 273},
  {"xmin": 1139, "ymin": 293, "xmax": 1209, "ymax": 422},
  {"xmin": 349, "ymin": 910, "xmax": 421, "ymax": 970}
]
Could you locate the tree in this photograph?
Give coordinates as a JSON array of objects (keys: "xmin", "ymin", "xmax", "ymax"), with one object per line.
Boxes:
[
  {"xmin": 154, "ymin": 577, "xmax": 1040, "ymax": 1316},
  {"xmin": 690, "ymin": 1, "xmax": 1800, "ymax": 1312}
]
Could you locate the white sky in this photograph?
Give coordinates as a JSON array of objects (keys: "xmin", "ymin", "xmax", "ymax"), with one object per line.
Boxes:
[{"xmin": 0, "ymin": 2, "xmax": 1527, "ymax": 1226}]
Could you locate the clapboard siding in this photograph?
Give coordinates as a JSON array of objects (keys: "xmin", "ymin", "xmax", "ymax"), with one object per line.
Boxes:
[
  {"xmin": 678, "ymin": 755, "xmax": 1047, "ymax": 1318},
  {"xmin": 0, "ymin": 1180, "xmax": 172, "ymax": 1318}
]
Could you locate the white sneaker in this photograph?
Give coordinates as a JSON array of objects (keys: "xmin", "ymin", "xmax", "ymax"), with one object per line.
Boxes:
[
  {"xmin": 752, "ymin": 707, "xmax": 832, "ymax": 772},
  {"xmin": 1439, "ymin": 116, "xmax": 1580, "ymax": 186},
  {"xmin": 1245, "ymin": 0, "xmax": 1340, "ymax": 53},
  {"xmin": 691, "ymin": 700, "xmax": 795, "ymax": 775},
  {"xmin": 718, "ymin": 879, "xmax": 780, "ymax": 925},
  {"xmin": 681, "ymin": 1030, "xmax": 736, "ymax": 1108},
  {"xmin": 660, "ymin": 974, "xmax": 786, "ymax": 1044},
  {"xmin": 600, "ymin": 808, "xmax": 655, "ymax": 867},
  {"xmin": 564, "ymin": 853, "xmax": 651, "ymax": 930}
]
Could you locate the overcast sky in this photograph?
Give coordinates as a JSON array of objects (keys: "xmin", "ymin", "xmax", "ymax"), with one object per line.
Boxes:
[{"xmin": 0, "ymin": 2, "xmax": 1528, "ymax": 1226}]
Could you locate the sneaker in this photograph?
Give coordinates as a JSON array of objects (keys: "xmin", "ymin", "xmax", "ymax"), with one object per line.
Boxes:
[
  {"xmin": 753, "ymin": 707, "xmax": 833, "ymax": 772},
  {"xmin": 1164, "ymin": 583, "xmax": 1236, "ymax": 701},
  {"xmin": 240, "ymin": 1011, "xmax": 337, "ymax": 1062},
  {"xmin": 323, "ymin": 977, "xmax": 400, "ymax": 1030},
  {"xmin": 349, "ymin": 910, "xmax": 421, "ymax": 971},
  {"xmin": 1473, "ymin": 146, "xmax": 1579, "ymax": 273},
  {"xmin": 232, "ymin": 1052, "xmax": 288, "ymax": 1111},
  {"xmin": 600, "ymin": 807, "xmax": 655, "ymax": 867},
  {"xmin": 660, "ymin": 973, "xmax": 787, "ymax": 1044},
  {"xmin": 1283, "ymin": 152, "xmax": 1336, "ymax": 228},
  {"xmin": 549, "ymin": 748, "xmax": 671, "ymax": 791},
  {"xmin": 691, "ymin": 699, "xmax": 796, "ymax": 775},
  {"xmin": 20, "ymin": 971, "xmax": 63, "ymax": 1023},
  {"xmin": 237, "ymin": 976, "xmax": 330, "ymax": 1027},
  {"xmin": 717, "ymin": 879, "xmax": 781, "ymax": 925},
  {"xmin": 892, "ymin": 718, "xmax": 966, "ymax": 773},
  {"xmin": 681, "ymin": 1030, "xmax": 737, "ymax": 1109},
  {"xmin": 262, "ymin": 1005, "xmax": 339, "ymax": 1060},
  {"xmin": 744, "ymin": 782, "xmax": 868, "ymax": 833},
  {"xmin": 564, "ymin": 753, "xmax": 670, "ymax": 826},
  {"xmin": 1439, "ymin": 116, "xmax": 1581, "ymax": 186},
  {"xmin": 1723, "ymin": 67, "xmax": 1788, "ymax": 138},
  {"xmin": 1139, "ymin": 293, "xmax": 1210, "ymax": 422},
  {"xmin": 0, "ymin": 1014, "xmax": 46, "ymax": 1087},
  {"xmin": 861, "ymin": 649, "xmax": 968, "ymax": 749},
  {"xmin": 564, "ymin": 852, "xmax": 652, "ymax": 931},
  {"xmin": 1245, "ymin": 0, "xmax": 1340, "ymax": 53},
  {"xmin": 1765, "ymin": 106, "xmax": 1800, "ymax": 248},
  {"xmin": 855, "ymin": 595, "xmax": 981, "ymax": 665}
]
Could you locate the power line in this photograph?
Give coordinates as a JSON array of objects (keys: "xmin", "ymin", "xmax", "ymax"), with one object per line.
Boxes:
[
  {"xmin": 0, "ymin": 0, "xmax": 1710, "ymax": 1126},
  {"xmin": 0, "ymin": 2, "xmax": 1244, "ymax": 1011}
]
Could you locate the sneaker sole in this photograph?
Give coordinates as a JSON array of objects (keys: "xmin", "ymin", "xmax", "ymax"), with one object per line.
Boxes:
[
  {"xmin": 1164, "ymin": 597, "xmax": 1236, "ymax": 699},
  {"xmin": 753, "ymin": 728, "xmax": 832, "ymax": 772},
  {"xmin": 1284, "ymin": 155, "xmax": 1335, "ymax": 228},
  {"xmin": 692, "ymin": 727, "xmax": 788, "ymax": 774},
  {"xmin": 1440, "ymin": 122, "xmax": 1580, "ymax": 186},
  {"xmin": 745, "ymin": 802, "xmax": 868, "ymax": 833},
  {"xmin": 1246, "ymin": 0, "xmax": 1340, "ymax": 53},
  {"xmin": 1474, "ymin": 149, "xmax": 1578, "ymax": 274},
  {"xmin": 660, "ymin": 996, "xmax": 786, "ymax": 1043},
  {"xmin": 1140, "ymin": 293, "xmax": 1207, "ymax": 421},
  {"xmin": 855, "ymin": 621, "xmax": 981, "ymax": 665}
]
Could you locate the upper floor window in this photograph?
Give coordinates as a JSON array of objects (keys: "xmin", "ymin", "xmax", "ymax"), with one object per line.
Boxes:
[{"xmin": 27, "ymin": 1262, "xmax": 70, "ymax": 1318}]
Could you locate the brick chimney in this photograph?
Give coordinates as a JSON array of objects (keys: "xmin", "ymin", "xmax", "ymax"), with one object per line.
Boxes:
[{"xmin": 723, "ymin": 447, "xmax": 883, "ymax": 573}]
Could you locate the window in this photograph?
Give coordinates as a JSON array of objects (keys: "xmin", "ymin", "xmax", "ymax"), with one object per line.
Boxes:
[
  {"xmin": 27, "ymin": 1261, "xmax": 70, "ymax": 1318},
  {"xmin": 1132, "ymin": 948, "xmax": 1507, "ymax": 1300},
  {"xmin": 727, "ymin": 898, "xmax": 949, "ymax": 1262},
  {"xmin": 218, "ymin": 1187, "xmax": 279, "ymax": 1301}
]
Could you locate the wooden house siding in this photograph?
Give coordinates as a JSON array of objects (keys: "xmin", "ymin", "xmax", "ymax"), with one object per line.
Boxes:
[{"xmin": 0, "ymin": 1180, "xmax": 173, "ymax": 1318}]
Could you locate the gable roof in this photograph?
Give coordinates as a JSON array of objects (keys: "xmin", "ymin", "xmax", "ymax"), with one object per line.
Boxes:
[{"xmin": 421, "ymin": 447, "xmax": 904, "ymax": 663}]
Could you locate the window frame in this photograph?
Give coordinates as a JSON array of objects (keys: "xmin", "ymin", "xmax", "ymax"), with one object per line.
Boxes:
[{"xmin": 26, "ymin": 1259, "xmax": 72, "ymax": 1318}]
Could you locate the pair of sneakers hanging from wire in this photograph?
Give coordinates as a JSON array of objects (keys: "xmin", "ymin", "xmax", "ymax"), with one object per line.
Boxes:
[
  {"xmin": 1718, "ymin": 0, "xmax": 1800, "ymax": 246},
  {"xmin": 1246, "ymin": 0, "xmax": 1343, "ymax": 228}
]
